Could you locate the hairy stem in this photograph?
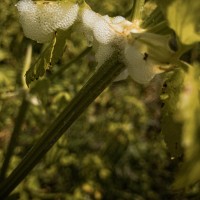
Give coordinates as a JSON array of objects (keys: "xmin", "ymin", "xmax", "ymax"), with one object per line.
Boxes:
[{"xmin": 0, "ymin": 52, "xmax": 125, "ymax": 198}]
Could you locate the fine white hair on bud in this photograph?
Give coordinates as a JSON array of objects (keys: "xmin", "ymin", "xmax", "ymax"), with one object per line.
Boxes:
[
  {"xmin": 81, "ymin": 8, "xmax": 124, "ymax": 69},
  {"xmin": 81, "ymin": 9, "xmax": 117, "ymax": 44},
  {"xmin": 16, "ymin": 0, "xmax": 79, "ymax": 43},
  {"xmin": 128, "ymin": 32, "xmax": 175, "ymax": 63},
  {"xmin": 124, "ymin": 44, "xmax": 156, "ymax": 84},
  {"xmin": 95, "ymin": 44, "xmax": 115, "ymax": 68},
  {"xmin": 16, "ymin": 0, "xmax": 175, "ymax": 85},
  {"xmin": 104, "ymin": 16, "xmax": 133, "ymax": 35},
  {"xmin": 122, "ymin": 32, "xmax": 175, "ymax": 84}
]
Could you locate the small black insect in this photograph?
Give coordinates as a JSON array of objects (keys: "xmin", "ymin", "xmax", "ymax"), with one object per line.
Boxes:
[{"xmin": 143, "ymin": 52, "xmax": 148, "ymax": 61}]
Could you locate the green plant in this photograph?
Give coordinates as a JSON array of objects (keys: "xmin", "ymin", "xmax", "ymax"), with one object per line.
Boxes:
[{"xmin": 0, "ymin": 0, "xmax": 200, "ymax": 199}]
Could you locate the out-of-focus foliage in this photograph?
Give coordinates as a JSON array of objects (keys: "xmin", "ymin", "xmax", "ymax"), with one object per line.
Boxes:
[
  {"xmin": 160, "ymin": 63, "xmax": 200, "ymax": 190},
  {"xmin": 86, "ymin": 0, "xmax": 132, "ymax": 16},
  {"xmin": 163, "ymin": 0, "xmax": 200, "ymax": 45},
  {"xmin": 0, "ymin": 0, "xmax": 200, "ymax": 200},
  {"xmin": 174, "ymin": 64, "xmax": 200, "ymax": 188},
  {"xmin": 16, "ymin": 83, "xmax": 175, "ymax": 200},
  {"xmin": 0, "ymin": 0, "xmax": 23, "ymax": 129},
  {"xmin": 161, "ymin": 69, "xmax": 184, "ymax": 158},
  {"xmin": 157, "ymin": 0, "xmax": 200, "ymax": 45}
]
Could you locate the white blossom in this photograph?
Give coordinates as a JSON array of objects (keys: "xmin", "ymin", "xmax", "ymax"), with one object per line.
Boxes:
[
  {"xmin": 16, "ymin": 1, "xmax": 175, "ymax": 84},
  {"xmin": 81, "ymin": 9, "xmax": 118, "ymax": 45},
  {"xmin": 124, "ymin": 44, "xmax": 156, "ymax": 84},
  {"xmin": 16, "ymin": 0, "xmax": 79, "ymax": 43}
]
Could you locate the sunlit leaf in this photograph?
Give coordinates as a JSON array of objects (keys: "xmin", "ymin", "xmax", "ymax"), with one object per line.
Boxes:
[
  {"xmin": 161, "ymin": 69, "xmax": 185, "ymax": 157},
  {"xmin": 158, "ymin": 0, "xmax": 200, "ymax": 45},
  {"xmin": 174, "ymin": 63, "xmax": 200, "ymax": 188},
  {"xmin": 25, "ymin": 29, "xmax": 68, "ymax": 86}
]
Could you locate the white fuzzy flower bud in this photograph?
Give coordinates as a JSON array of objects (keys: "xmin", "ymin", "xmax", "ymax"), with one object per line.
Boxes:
[
  {"xmin": 81, "ymin": 8, "xmax": 137, "ymax": 70},
  {"xmin": 81, "ymin": 9, "xmax": 117, "ymax": 44},
  {"xmin": 16, "ymin": 0, "xmax": 79, "ymax": 43},
  {"xmin": 124, "ymin": 44, "xmax": 155, "ymax": 84},
  {"xmin": 123, "ymin": 32, "xmax": 175, "ymax": 84},
  {"xmin": 81, "ymin": 8, "xmax": 122, "ymax": 69},
  {"xmin": 95, "ymin": 44, "xmax": 115, "ymax": 68},
  {"xmin": 16, "ymin": 1, "xmax": 175, "ymax": 85}
]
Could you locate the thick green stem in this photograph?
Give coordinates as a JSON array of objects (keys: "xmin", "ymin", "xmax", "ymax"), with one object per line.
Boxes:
[
  {"xmin": 0, "ymin": 95, "xmax": 29, "ymax": 181},
  {"xmin": 0, "ymin": 52, "xmax": 125, "ymax": 199}
]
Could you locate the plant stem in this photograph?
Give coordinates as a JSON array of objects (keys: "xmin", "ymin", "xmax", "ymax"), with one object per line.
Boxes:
[
  {"xmin": 50, "ymin": 47, "xmax": 92, "ymax": 80},
  {"xmin": 0, "ymin": 44, "xmax": 32, "ymax": 182},
  {"xmin": 0, "ymin": 52, "xmax": 125, "ymax": 199},
  {"xmin": 0, "ymin": 94, "xmax": 29, "ymax": 182},
  {"xmin": 130, "ymin": 0, "xmax": 145, "ymax": 21},
  {"xmin": 22, "ymin": 44, "xmax": 32, "ymax": 90},
  {"xmin": 141, "ymin": 7, "xmax": 164, "ymax": 29}
]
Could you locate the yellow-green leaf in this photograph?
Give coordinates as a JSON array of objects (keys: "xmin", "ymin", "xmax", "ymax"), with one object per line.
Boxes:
[
  {"xmin": 166, "ymin": 0, "xmax": 200, "ymax": 45},
  {"xmin": 25, "ymin": 30, "xmax": 68, "ymax": 86}
]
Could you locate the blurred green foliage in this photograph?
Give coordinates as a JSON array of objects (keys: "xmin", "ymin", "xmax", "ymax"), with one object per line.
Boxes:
[
  {"xmin": 158, "ymin": 0, "xmax": 200, "ymax": 45},
  {"xmin": 0, "ymin": 0, "xmax": 200, "ymax": 200}
]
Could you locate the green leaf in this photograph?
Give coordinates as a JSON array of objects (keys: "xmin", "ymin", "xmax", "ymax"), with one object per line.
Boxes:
[
  {"xmin": 25, "ymin": 30, "xmax": 68, "ymax": 86},
  {"xmin": 30, "ymin": 79, "xmax": 50, "ymax": 105},
  {"xmin": 155, "ymin": 0, "xmax": 173, "ymax": 15},
  {"xmin": 173, "ymin": 63, "xmax": 200, "ymax": 188},
  {"xmin": 161, "ymin": 69, "xmax": 185, "ymax": 158},
  {"xmin": 160, "ymin": 0, "xmax": 200, "ymax": 45}
]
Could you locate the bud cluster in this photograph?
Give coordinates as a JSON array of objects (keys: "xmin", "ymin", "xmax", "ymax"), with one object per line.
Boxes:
[{"xmin": 16, "ymin": 0, "xmax": 175, "ymax": 84}]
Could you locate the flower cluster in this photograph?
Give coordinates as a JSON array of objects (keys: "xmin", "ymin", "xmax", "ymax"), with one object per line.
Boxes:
[{"xmin": 16, "ymin": 0, "xmax": 175, "ymax": 84}]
